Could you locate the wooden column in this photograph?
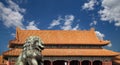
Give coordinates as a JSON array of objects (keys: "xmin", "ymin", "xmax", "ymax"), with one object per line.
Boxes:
[
  {"xmin": 102, "ymin": 61, "xmax": 112, "ymax": 65},
  {"xmin": 108, "ymin": 61, "xmax": 112, "ymax": 65},
  {"xmin": 90, "ymin": 61, "xmax": 92, "ymax": 65},
  {"xmin": 7, "ymin": 61, "xmax": 11, "ymax": 65},
  {"xmin": 67, "ymin": 61, "xmax": 70, "ymax": 65},
  {"xmin": 102, "ymin": 61, "xmax": 105, "ymax": 65},
  {"xmin": 51, "ymin": 61, "xmax": 53, "ymax": 65},
  {"xmin": 79, "ymin": 61, "xmax": 81, "ymax": 65}
]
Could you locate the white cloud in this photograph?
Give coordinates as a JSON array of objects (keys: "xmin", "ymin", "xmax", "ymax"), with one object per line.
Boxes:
[
  {"xmin": 11, "ymin": 33, "xmax": 15, "ymax": 37},
  {"xmin": 48, "ymin": 16, "xmax": 62, "ymax": 29},
  {"xmin": 95, "ymin": 31, "xmax": 112, "ymax": 47},
  {"xmin": 99, "ymin": 0, "xmax": 120, "ymax": 26},
  {"xmin": 48, "ymin": 15, "xmax": 79, "ymax": 30},
  {"xmin": 82, "ymin": 0, "xmax": 97, "ymax": 10},
  {"xmin": 64, "ymin": 15, "xmax": 74, "ymax": 24},
  {"xmin": 7, "ymin": 0, "xmax": 25, "ymax": 13},
  {"xmin": 61, "ymin": 25, "xmax": 72, "ymax": 30},
  {"xmin": 107, "ymin": 43, "xmax": 112, "ymax": 47},
  {"xmin": 95, "ymin": 31, "xmax": 105, "ymax": 40},
  {"xmin": 72, "ymin": 24, "xmax": 80, "ymax": 30},
  {"xmin": 0, "ymin": 0, "xmax": 25, "ymax": 29},
  {"xmin": 90, "ymin": 20, "xmax": 97, "ymax": 26},
  {"xmin": 15, "ymin": 0, "xmax": 28, "ymax": 4},
  {"xmin": 0, "ymin": 0, "xmax": 40, "ymax": 30},
  {"xmin": 61, "ymin": 15, "xmax": 76, "ymax": 30},
  {"xmin": 26, "ymin": 21, "xmax": 39, "ymax": 30}
]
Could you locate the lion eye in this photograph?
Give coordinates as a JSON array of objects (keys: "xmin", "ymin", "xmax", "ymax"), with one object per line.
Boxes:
[{"xmin": 27, "ymin": 42, "xmax": 31, "ymax": 44}]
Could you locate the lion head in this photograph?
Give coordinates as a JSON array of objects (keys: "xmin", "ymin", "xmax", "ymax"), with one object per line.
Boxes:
[{"xmin": 23, "ymin": 36, "xmax": 44, "ymax": 51}]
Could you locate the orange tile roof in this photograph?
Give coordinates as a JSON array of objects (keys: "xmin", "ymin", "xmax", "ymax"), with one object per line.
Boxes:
[
  {"xmin": 9, "ymin": 28, "xmax": 109, "ymax": 47},
  {"xmin": 0, "ymin": 64, "xmax": 7, "ymax": 65},
  {"xmin": 42, "ymin": 49, "xmax": 119, "ymax": 56},
  {"xmin": 0, "ymin": 55, "xmax": 3, "ymax": 64},
  {"xmin": 3, "ymin": 49, "xmax": 21, "ymax": 57},
  {"xmin": 0, "ymin": 55, "xmax": 7, "ymax": 65},
  {"xmin": 3, "ymin": 48, "xmax": 118, "ymax": 57},
  {"xmin": 113, "ymin": 60, "xmax": 120, "ymax": 64},
  {"xmin": 115, "ymin": 55, "xmax": 120, "ymax": 60},
  {"xmin": 113, "ymin": 54, "xmax": 120, "ymax": 64}
]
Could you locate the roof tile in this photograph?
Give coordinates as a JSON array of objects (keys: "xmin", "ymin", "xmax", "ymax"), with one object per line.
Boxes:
[
  {"xmin": 3, "ymin": 48, "xmax": 118, "ymax": 57},
  {"xmin": 113, "ymin": 60, "xmax": 120, "ymax": 64},
  {"xmin": 9, "ymin": 28, "xmax": 109, "ymax": 46},
  {"xmin": 0, "ymin": 55, "xmax": 7, "ymax": 64}
]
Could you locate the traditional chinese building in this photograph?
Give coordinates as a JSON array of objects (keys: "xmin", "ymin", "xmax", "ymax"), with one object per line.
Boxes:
[
  {"xmin": 113, "ymin": 54, "xmax": 120, "ymax": 65},
  {"xmin": 0, "ymin": 27, "xmax": 120, "ymax": 65}
]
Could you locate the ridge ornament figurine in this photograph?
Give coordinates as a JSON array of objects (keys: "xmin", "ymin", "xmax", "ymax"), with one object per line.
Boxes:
[{"xmin": 15, "ymin": 36, "xmax": 44, "ymax": 65}]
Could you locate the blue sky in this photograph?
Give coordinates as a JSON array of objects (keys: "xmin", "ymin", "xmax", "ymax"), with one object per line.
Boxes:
[{"xmin": 0, "ymin": 0, "xmax": 120, "ymax": 54}]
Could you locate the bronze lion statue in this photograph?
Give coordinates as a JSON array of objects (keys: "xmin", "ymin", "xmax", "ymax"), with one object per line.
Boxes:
[{"xmin": 15, "ymin": 36, "xmax": 44, "ymax": 65}]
